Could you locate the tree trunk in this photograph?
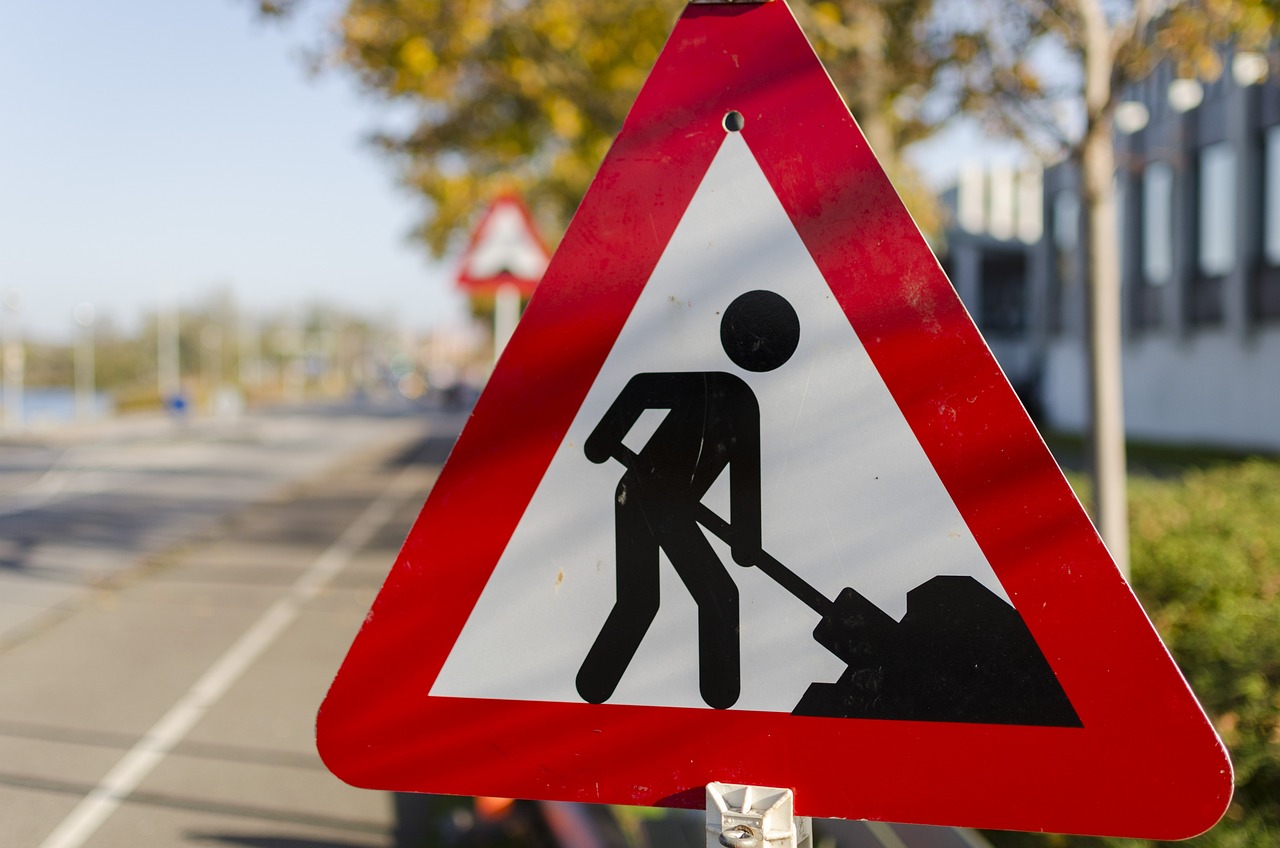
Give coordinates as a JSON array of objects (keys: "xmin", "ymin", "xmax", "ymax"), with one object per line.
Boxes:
[
  {"xmin": 1080, "ymin": 115, "xmax": 1131, "ymax": 577},
  {"xmin": 1077, "ymin": 0, "xmax": 1130, "ymax": 577}
]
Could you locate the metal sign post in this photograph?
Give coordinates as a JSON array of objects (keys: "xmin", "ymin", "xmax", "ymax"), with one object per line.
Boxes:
[
  {"xmin": 492, "ymin": 282, "xmax": 522, "ymax": 363},
  {"xmin": 706, "ymin": 783, "xmax": 811, "ymax": 848}
]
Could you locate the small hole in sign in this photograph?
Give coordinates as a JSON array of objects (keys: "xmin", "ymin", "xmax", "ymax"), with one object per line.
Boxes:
[{"xmin": 723, "ymin": 111, "xmax": 745, "ymax": 132}]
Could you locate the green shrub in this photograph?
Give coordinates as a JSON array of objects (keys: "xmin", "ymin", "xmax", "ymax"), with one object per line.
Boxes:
[
  {"xmin": 1128, "ymin": 459, "xmax": 1280, "ymax": 845},
  {"xmin": 986, "ymin": 458, "xmax": 1280, "ymax": 848}
]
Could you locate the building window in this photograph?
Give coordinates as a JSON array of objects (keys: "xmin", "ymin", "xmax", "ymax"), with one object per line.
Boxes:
[
  {"xmin": 1049, "ymin": 190, "xmax": 1079, "ymax": 333},
  {"xmin": 1142, "ymin": 162, "xmax": 1174, "ymax": 285},
  {"xmin": 979, "ymin": 253, "xmax": 1028, "ymax": 336},
  {"xmin": 1259, "ymin": 125, "xmax": 1280, "ymax": 320},
  {"xmin": 1198, "ymin": 142, "xmax": 1237, "ymax": 278},
  {"xmin": 1265, "ymin": 126, "xmax": 1280, "ymax": 267},
  {"xmin": 1053, "ymin": 191, "xmax": 1079, "ymax": 255},
  {"xmin": 1136, "ymin": 163, "xmax": 1172, "ymax": 333},
  {"xmin": 1189, "ymin": 142, "xmax": 1235, "ymax": 324}
]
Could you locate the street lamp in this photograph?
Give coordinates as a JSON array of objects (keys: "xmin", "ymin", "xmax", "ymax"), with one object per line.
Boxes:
[
  {"xmin": 1168, "ymin": 78, "xmax": 1204, "ymax": 113},
  {"xmin": 1114, "ymin": 101, "xmax": 1150, "ymax": 135},
  {"xmin": 1232, "ymin": 52, "xmax": 1269, "ymax": 87}
]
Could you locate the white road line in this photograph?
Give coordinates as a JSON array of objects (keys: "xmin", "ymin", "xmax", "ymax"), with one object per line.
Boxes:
[
  {"xmin": 955, "ymin": 827, "xmax": 997, "ymax": 848},
  {"xmin": 866, "ymin": 821, "xmax": 910, "ymax": 848},
  {"xmin": 36, "ymin": 459, "xmax": 428, "ymax": 848}
]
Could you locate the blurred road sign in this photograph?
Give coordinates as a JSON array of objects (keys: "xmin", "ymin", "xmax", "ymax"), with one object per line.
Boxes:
[
  {"xmin": 454, "ymin": 195, "xmax": 550, "ymax": 295},
  {"xmin": 318, "ymin": 0, "xmax": 1230, "ymax": 839}
]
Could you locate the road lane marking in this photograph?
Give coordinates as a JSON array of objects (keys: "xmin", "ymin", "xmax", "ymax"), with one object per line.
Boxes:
[
  {"xmin": 866, "ymin": 822, "xmax": 910, "ymax": 848},
  {"xmin": 37, "ymin": 459, "xmax": 428, "ymax": 848}
]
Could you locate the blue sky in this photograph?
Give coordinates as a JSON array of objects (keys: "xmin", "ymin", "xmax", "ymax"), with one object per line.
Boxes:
[
  {"xmin": 0, "ymin": 0, "xmax": 467, "ymax": 342},
  {"xmin": 0, "ymin": 1, "xmax": 1013, "ymax": 345}
]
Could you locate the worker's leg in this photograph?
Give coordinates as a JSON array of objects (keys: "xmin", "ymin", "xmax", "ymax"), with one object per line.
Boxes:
[
  {"xmin": 575, "ymin": 478, "xmax": 660, "ymax": 704},
  {"xmin": 664, "ymin": 523, "xmax": 740, "ymax": 709}
]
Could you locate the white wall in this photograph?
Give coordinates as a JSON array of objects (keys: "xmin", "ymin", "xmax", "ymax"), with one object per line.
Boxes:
[
  {"xmin": 1041, "ymin": 339, "xmax": 1088, "ymax": 434},
  {"xmin": 1041, "ymin": 328, "xmax": 1280, "ymax": 452}
]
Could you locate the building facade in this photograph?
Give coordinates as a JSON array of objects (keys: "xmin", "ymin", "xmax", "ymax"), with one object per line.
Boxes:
[{"xmin": 945, "ymin": 53, "xmax": 1280, "ymax": 452}]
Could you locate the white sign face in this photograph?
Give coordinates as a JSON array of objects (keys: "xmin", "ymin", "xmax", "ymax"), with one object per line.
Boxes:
[
  {"xmin": 431, "ymin": 133, "xmax": 1007, "ymax": 712},
  {"xmin": 461, "ymin": 199, "xmax": 550, "ymax": 283}
]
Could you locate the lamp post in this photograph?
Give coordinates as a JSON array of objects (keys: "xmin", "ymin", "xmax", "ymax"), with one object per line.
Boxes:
[
  {"xmin": 73, "ymin": 302, "xmax": 96, "ymax": 423},
  {"xmin": 3, "ymin": 290, "xmax": 24, "ymax": 432},
  {"xmin": 158, "ymin": 296, "xmax": 180, "ymax": 403},
  {"xmin": 493, "ymin": 283, "xmax": 522, "ymax": 364},
  {"xmin": 201, "ymin": 323, "xmax": 224, "ymax": 413}
]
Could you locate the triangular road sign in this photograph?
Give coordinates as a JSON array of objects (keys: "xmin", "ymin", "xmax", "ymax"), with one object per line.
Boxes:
[
  {"xmin": 454, "ymin": 194, "xmax": 550, "ymax": 295},
  {"xmin": 319, "ymin": 1, "xmax": 1231, "ymax": 838}
]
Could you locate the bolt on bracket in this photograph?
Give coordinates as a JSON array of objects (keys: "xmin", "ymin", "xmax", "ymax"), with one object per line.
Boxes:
[{"xmin": 706, "ymin": 783, "xmax": 812, "ymax": 848}]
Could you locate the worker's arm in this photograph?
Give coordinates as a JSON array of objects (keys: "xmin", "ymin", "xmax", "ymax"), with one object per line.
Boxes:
[{"xmin": 584, "ymin": 373, "xmax": 664, "ymax": 464}]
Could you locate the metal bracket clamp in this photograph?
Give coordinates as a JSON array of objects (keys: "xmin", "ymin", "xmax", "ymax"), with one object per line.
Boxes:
[{"xmin": 706, "ymin": 783, "xmax": 813, "ymax": 848}]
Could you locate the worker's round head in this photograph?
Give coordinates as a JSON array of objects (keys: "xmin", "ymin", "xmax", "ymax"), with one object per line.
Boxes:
[{"xmin": 720, "ymin": 290, "xmax": 800, "ymax": 373}]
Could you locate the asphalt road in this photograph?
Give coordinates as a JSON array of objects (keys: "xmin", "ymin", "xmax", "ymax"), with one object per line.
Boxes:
[
  {"xmin": 0, "ymin": 400, "xmax": 457, "ymax": 847},
  {"xmin": 0, "ymin": 402, "xmax": 433, "ymax": 649},
  {"xmin": 0, "ymin": 400, "xmax": 994, "ymax": 848}
]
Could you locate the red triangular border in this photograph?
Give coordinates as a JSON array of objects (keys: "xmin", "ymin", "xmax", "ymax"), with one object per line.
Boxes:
[{"xmin": 319, "ymin": 1, "xmax": 1231, "ymax": 838}]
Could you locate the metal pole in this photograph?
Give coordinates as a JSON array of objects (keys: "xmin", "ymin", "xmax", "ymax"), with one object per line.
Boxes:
[
  {"xmin": 279, "ymin": 311, "xmax": 306, "ymax": 403},
  {"xmin": 74, "ymin": 302, "xmax": 97, "ymax": 422},
  {"xmin": 202, "ymin": 324, "xmax": 223, "ymax": 413},
  {"xmin": 4, "ymin": 290, "xmax": 25, "ymax": 431},
  {"xmin": 493, "ymin": 283, "xmax": 522, "ymax": 364},
  {"xmin": 239, "ymin": 313, "xmax": 260, "ymax": 390},
  {"xmin": 158, "ymin": 297, "xmax": 180, "ymax": 401}
]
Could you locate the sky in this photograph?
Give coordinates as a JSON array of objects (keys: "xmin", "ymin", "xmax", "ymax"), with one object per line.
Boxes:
[
  {"xmin": 0, "ymin": 1, "xmax": 1017, "ymax": 345},
  {"xmin": 0, "ymin": 0, "xmax": 468, "ymax": 343}
]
